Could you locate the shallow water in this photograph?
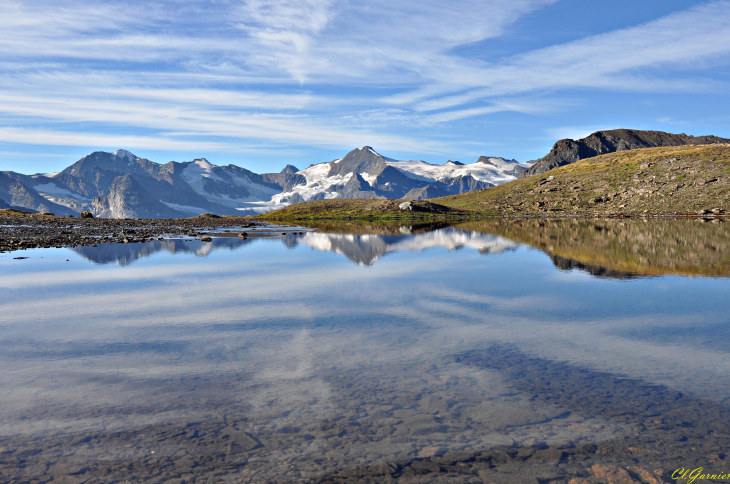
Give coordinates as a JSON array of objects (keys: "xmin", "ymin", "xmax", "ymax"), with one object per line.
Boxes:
[{"xmin": 1, "ymin": 219, "xmax": 730, "ymax": 483}]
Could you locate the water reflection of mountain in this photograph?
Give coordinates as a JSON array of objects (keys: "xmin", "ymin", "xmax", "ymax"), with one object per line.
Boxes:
[
  {"xmin": 300, "ymin": 230, "xmax": 518, "ymax": 265},
  {"xmin": 72, "ymin": 219, "xmax": 730, "ymax": 278},
  {"xmin": 456, "ymin": 218, "xmax": 730, "ymax": 278},
  {"xmin": 73, "ymin": 237, "xmax": 254, "ymax": 266},
  {"xmin": 72, "ymin": 229, "xmax": 518, "ymax": 266}
]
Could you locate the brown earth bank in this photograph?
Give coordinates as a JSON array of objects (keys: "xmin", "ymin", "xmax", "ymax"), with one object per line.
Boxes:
[
  {"xmin": 259, "ymin": 145, "xmax": 730, "ymax": 220},
  {"xmin": 455, "ymin": 218, "xmax": 730, "ymax": 278}
]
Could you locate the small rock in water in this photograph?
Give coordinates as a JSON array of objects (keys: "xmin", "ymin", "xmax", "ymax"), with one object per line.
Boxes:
[
  {"xmin": 200, "ymin": 237, "xmax": 213, "ymax": 242},
  {"xmin": 238, "ymin": 232, "xmax": 247, "ymax": 239},
  {"xmin": 417, "ymin": 446, "xmax": 446, "ymax": 458},
  {"xmin": 399, "ymin": 201, "xmax": 414, "ymax": 211}
]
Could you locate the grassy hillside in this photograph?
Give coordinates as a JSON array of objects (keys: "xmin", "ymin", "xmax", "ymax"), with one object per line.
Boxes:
[
  {"xmin": 259, "ymin": 145, "xmax": 730, "ymax": 220},
  {"xmin": 256, "ymin": 199, "xmax": 466, "ymax": 220},
  {"xmin": 437, "ymin": 144, "xmax": 730, "ymax": 216}
]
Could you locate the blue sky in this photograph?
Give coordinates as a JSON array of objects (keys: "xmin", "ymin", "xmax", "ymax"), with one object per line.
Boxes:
[{"xmin": 1, "ymin": 0, "xmax": 730, "ymax": 174}]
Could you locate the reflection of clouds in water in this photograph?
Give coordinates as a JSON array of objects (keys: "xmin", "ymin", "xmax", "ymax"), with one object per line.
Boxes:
[{"xmin": 2, "ymin": 240, "xmax": 730, "ymax": 479}]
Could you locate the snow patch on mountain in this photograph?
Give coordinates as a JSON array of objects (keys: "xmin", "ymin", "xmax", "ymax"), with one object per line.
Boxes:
[
  {"xmin": 113, "ymin": 149, "xmax": 137, "ymax": 163},
  {"xmin": 386, "ymin": 158, "xmax": 524, "ymax": 184},
  {"xmin": 269, "ymin": 163, "xmax": 352, "ymax": 204},
  {"xmin": 33, "ymin": 182, "xmax": 91, "ymax": 200},
  {"xmin": 160, "ymin": 201, "xmax": 211, "ymax": 215}
]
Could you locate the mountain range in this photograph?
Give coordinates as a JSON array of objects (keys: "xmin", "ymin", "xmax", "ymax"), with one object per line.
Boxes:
[
  {"xmin": 2, "ymin": 129, "xmax": 728, "ymax": 219},
  {"xmin": 0, "ymin": 147, "xmax": 529, "ymax": 218}
]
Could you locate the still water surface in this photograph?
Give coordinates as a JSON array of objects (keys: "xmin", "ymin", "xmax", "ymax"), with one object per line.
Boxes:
[{"xmin": 1, "ymin": 219, "xmax": 729, "ymax": 483}]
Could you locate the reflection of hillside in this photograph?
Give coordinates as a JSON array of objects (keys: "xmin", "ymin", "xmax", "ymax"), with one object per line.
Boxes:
[
  {"xmin": 71, "ymin": 219, "xmax": 730, "ymax": 277},
  {"xmin": 301, "ymin": 229, "xmax": 518, "ymax": 265},
  {"xmin": 73, "ymin": 238, "xmax": 254, "ymax": 266},
  {"xmin": 455, "ymin": 219, "xmax": 730, "ymax": 278}
]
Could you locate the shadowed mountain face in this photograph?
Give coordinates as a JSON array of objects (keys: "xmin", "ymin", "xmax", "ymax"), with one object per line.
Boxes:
[
  {"xmin": 327, "ymin": 146, "xmax": 390, "ymax": 177},
  {"xmin": 0, "ymin": 172, "xmax": 76, "ymax": 215},
  {"xmin": 521, "ymin": 129, "xmax": 730, "ymax": 178},
  {"xmin": 92, "ymin": 174, "xmax": 187, "ymax": 219}
]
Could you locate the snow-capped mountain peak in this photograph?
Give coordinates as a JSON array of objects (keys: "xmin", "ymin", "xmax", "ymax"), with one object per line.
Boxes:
[
  {"xmin": 113, "ymin": 149, "xmax": 137, "ymax": 162},
  {"xmin": 192, "ymin": 158, "xmax": 215, "ymax": 173}
]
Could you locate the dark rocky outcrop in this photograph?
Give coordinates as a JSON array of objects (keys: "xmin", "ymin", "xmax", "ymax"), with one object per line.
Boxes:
[
  {"xmin": 445, "ymin": 175, "xmax": 493, "ymax": 194},
  {"xmin": 371, "ymin": 166, "xmax": 426, "ymax": 197},
  {"xmin": 402, "ymin": 185, "xmax": 451, "ymax": 200},
  {"xmin": 280, "ymin": 164, "xmax": 300, "ymax": 174},
  {"xmin": 337, "ymin": 173, "xmax": 385, "ymax": 199},
  {"xmin": 521, "ymin": 129, "xmax": 730, "ymax": 178},
  {"xmin": 261, "ymin": 172, "xmax": 307, "ymax": 192}
]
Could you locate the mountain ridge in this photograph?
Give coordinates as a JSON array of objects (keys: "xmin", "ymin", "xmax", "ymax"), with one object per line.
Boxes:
[
  {"xmin": 1, "ymin": 146, "xmax": 528, "ymax": 218},
  {"xmin": 521, "ymin": 129, "xmax": 730, "ymax": 178}
]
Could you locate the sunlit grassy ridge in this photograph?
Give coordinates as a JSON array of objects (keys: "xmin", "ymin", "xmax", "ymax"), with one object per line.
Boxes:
[{"xmin": 257, "ymin": 199, "xmax": 466, "ymax": 220}]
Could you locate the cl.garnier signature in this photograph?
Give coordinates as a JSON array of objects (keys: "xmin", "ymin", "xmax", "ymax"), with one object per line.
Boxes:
[{"xmin": 673, "ymin": 467, "xmax": 730, "ymax": 483}]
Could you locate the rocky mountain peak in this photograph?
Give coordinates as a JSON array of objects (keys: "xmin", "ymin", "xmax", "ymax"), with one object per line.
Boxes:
[
  {"xmin": 521, "ymin": 129, "xmax": 730, "ymax": 178},
  {"xmin": 280, "ymin": 164, "xmax": 300, "ymax": 175},
  {"xmin": 112, "ymin": 149, "xmax": 137, "ymax": 162},
  {"xmin": 328, "ymin": 146, "xmax": 390, "ymax": 177}
]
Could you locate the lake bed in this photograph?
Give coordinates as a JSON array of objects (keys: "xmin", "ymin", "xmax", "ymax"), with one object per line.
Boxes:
[{"xmin": 1, "ymin": 219, "xmax": 729, "ymax": 483}]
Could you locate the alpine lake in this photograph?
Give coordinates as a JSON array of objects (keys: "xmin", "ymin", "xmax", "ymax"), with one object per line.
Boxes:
[{"xmin": 1, "ymin": 218, "xmax": 730, "ymax": 484}]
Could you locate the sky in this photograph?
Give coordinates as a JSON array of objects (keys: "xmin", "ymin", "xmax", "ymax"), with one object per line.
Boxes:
[{"xmin": 1, "ymin": 0, "xmax": 730, "ymax": 174}]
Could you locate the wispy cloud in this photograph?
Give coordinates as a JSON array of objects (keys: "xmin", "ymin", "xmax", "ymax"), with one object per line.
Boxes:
[{"xmin": 0, "ymin": 0, "xmax": 729, "ymax": 162}]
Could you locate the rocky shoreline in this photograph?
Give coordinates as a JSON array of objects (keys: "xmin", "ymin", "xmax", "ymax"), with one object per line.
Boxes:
[
  {"xmin": 0, "ymin": 213, "xmax": 309, "ymax": 253},
  {"xmin": 3, "ymin": 210, "xmax": 729, "ymax": 255}
]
